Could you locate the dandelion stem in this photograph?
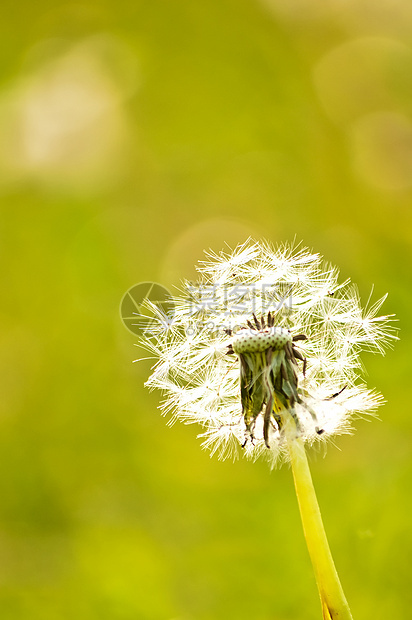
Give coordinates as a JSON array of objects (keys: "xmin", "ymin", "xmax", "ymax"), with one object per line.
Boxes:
[{"xmin": 287, "ymin": 432, "xmax": 353, "ymax": 620}]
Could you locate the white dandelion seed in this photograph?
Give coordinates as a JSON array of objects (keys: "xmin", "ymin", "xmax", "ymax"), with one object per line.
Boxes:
[{"xmin": 140, "ymin": 240, "xmax": 397, "ymax": 467}]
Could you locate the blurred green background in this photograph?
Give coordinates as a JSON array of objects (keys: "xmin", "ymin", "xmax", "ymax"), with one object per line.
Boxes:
[{"xmin": 0, "ymin": 1, "xmax": 411, "ymax": 618}]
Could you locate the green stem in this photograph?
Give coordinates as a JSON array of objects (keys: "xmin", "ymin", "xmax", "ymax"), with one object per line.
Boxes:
[{"xmin": 287, "ymin": 433, "xmax": 353, "ymax": 620}]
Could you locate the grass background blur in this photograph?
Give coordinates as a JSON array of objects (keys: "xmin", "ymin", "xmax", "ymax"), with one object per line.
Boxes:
[{"xmin": 0, "ymin": 1, "xmax": 411, "ymax": 619}]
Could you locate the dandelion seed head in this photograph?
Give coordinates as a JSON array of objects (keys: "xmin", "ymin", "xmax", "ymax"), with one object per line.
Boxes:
[{"xmin": 140, "ymin": 240, "xmax": 397, "ymax": 465}]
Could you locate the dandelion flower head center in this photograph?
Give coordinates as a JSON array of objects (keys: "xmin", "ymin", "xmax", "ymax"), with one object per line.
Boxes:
[{"xmin": 232, "ymin": 325, "xmax": 291, "ymax": 354}]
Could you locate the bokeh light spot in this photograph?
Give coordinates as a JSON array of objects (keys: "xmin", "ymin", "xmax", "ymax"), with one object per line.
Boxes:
[
  {"xmin": 313, "ymin": 37, "xmax": 412, "ymax": 125},
  {"xmin": 351, "ymin": 111, "xmax": 412, "ymax": 191}
]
